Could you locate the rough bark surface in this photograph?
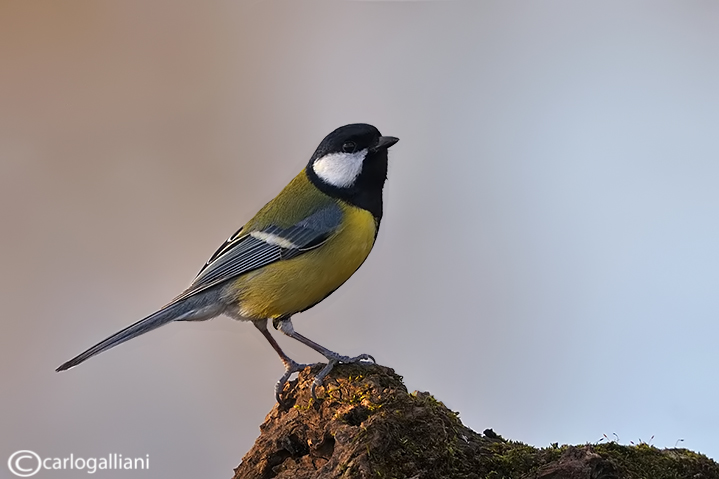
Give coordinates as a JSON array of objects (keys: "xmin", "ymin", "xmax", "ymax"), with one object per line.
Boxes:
[{"xmin": 233, "ymin": 364, "xmax": 719, "ymax": 479}]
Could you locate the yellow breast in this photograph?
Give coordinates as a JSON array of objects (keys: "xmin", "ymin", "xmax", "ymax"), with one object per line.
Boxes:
[{"xmin": 231, "ymin": 202, "xmax": 377, "ymax": 319}]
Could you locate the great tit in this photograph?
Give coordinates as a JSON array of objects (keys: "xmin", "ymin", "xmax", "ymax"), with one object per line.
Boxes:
[{"xmin": 56, "ymin": 123, "xmax": 399, "ymax": 401}]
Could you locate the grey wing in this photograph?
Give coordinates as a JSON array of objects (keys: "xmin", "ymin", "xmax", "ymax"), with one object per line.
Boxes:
[{"xmin": 173, "ymin": 203, "xmax": 343, "ymax": 302}]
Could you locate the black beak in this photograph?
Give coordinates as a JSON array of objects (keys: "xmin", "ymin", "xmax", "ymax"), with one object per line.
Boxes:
[{"xmin": 371, "ymin": 136, "xmax": 399, "ymax": 152}]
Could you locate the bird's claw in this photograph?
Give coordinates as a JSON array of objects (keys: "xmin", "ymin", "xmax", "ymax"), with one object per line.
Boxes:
[
  {"xmin": 309, "ymin": 353, "xmax": 375, "ymax": 399},
  {"xmin": 275, "ymin": 353, "xmax": 375, "ymax": 402},
  {"xmin": 275, "ymin": 359, "xmax": 321, "ymax": 404}
]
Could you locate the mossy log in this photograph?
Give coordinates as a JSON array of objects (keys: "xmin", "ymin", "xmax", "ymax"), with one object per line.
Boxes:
[{"xmin": 233, "ymin": 364, "xmax": 719, "ymax": 479}]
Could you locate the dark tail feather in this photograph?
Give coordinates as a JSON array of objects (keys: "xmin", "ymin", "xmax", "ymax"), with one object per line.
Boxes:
[{"xmin": 56, "ymin": 292, "xmax": 224, "ymax": 372}]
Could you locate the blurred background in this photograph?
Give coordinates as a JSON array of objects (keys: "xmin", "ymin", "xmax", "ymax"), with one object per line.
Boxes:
[{"xmin": 2, "ymin": 1, "xmax": 718, "ymax": 477}]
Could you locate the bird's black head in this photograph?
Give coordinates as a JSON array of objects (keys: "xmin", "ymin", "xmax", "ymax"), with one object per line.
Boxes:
[{"xmin": 306, "ymin": 123, "xmax": 399, "ymax": 220}]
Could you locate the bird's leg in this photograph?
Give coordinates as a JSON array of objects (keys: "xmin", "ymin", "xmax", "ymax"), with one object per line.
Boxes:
[
  {"xmin": 273, "ymin": 317, "xmax": 375, "ymax": 399},
  {"xmin": 253, "ymin": 319, "xmax": 321, "ymax": 403}
]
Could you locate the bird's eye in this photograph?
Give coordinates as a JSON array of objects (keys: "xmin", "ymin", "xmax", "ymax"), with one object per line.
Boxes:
[{"xmin": 342, "ymin": 141, "xmax": 356, "ymax": 153}]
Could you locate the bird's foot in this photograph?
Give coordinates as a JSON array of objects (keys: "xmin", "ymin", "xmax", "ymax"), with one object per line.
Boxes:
[
  {"xmin": 275, "ymin": 358, "xmax": 322, "ymax": 404},
  {"xmin": 310, "ymin": 352, "xmax": 375, "ymax": 399}
]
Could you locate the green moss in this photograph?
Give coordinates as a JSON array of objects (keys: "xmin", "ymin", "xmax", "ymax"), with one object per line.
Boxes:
[
  {"xmin": 292, "ymin": 397, "xmax": 315, "ymax": 411},
  {"xmin": 594, "ymin": 442, "xmax": 719, "ymax": 479}
]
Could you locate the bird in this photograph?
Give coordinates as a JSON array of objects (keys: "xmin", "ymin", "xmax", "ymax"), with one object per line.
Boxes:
[{"xmin": 56, "ymin": 123, "xmax": 399, "ymax": 402}]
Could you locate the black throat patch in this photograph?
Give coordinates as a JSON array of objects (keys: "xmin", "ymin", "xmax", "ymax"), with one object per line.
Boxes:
[{"xmin": 305, "ymin": 151, "xmax": 387, "ymax": 222}]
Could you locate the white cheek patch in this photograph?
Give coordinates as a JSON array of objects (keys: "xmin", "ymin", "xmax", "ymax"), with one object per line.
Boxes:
[{"xmin": 312, "ymin": 149, "xmax": 367, "ymax": 188}]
